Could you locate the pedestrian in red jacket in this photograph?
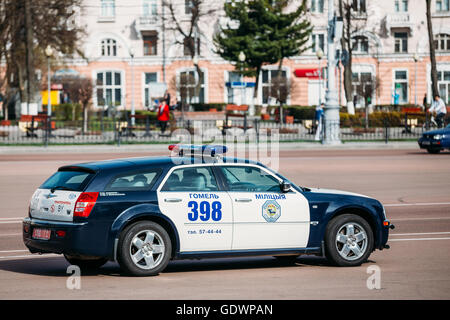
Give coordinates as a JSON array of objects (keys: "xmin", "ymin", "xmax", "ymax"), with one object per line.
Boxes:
[{"xmin": 157, "ymin": 100, "xmax": 170, "ymax": 133}]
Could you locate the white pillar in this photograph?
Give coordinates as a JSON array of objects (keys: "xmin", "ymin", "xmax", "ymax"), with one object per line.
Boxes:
[{"xmin": 322, "ymin": 0, "xmax": 341, "ymax": 145}]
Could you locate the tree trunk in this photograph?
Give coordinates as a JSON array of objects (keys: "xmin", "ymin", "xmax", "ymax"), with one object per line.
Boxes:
[
  {"xmin": 24, "ymin": 0, "xmax": 36, "ymax": 109},
  {"xmin": 426, "ymin": 0, "xmax": 439, "ymax": 98},
  {"xmin": 340, "ymin": 0, "xmax": 355, "ymax": 115}
]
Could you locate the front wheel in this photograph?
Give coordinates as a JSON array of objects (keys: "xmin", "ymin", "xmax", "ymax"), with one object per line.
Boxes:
[
  {"xmin": 117, "ymin": 221, "xmax": 172, "ymax": 276},
  {"xmin": 324, "ymin": 214, "xmax": 373, "ymax": 267}
]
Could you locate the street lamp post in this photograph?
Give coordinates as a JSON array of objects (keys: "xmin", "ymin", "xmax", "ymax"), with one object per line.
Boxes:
[
  {"xmin": 45, "ymin": 45, "xmax": 53, "ymax": 117},
  {"xmin": 316, "ymin": 48, "xmax": 324, "ymax": 106},
  {"xmin": 413, "ymin": 53, "xmax": 419, "ymax": 106},
  {"xmin": 130, "ymin": 48, "xmax": 135, "ymax": 126},
  {"xmin": 238, "ymin": 51, "xmax": 246, "ymax": 105},
  {"xmin": 322, "ymin": 0, "xmax": 342, "ymax": 145}
]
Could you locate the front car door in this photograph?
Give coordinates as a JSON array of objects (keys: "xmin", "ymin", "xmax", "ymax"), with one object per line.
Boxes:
[
  {"xmin": 217, "ymin": 164, "xmax": 310, "ymax": 250},
  {"xmin": 157, "ymin": 165, "xmax": 233, "ymax": 252}
]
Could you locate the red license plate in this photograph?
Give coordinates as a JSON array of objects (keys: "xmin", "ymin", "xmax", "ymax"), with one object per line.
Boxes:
[{"xmin": 32, "ymin": 228, "xmax": 51, "ymax": 240}]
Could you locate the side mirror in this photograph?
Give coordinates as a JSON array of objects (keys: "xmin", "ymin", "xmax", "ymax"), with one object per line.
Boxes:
[{"xmin": 280, "ymin": 181, "xmax": 291, "ymax": 193}]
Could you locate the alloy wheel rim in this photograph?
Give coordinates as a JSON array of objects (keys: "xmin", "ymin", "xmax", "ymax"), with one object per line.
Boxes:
[
  {"xmin": 129, "ymin": 230, "xmax": 165, "ymax": 270},
  {"xmin": 335, "ymin": 222, "xmax": 368, "ymax": 261}
]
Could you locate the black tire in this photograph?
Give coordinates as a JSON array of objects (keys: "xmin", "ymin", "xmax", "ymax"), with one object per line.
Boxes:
[
  {"xmin": 64, "ymin": 254, "xmax": 108, "ymax": 270},
  {"xmin": 117, "ymin": 221, "xmax": 172, "ymax": 276},
  {"xmin": 274, "ymin": 255, "xmax": 300, "ymax": 264},
  {"xmin": 324, "ymin": 214, "xmax": 374, "ymax": 267},
  {"xmin": 427, "ymin": 148, "xmax": 441, "ymax": 154}
]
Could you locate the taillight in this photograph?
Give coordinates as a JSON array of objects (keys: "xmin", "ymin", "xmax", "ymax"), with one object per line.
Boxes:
[{"xmin": 74, "ymin": 192, "xmax": 99, "ymax": 218}]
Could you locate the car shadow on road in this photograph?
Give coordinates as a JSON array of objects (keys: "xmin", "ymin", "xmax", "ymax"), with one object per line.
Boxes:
[{"xmin": 0, "ymin": 254, "xmax": 341, "ymax": 277}]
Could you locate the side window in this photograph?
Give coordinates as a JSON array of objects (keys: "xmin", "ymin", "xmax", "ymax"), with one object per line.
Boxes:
[
  {"xmin": 219, "ymin": 166, "xmax": 281, "ymax": 192},
  {"xmin": 106, "ymin": 169, "xmax": 161, "ymax": 191},
  {"xmin": 161, "ymin": 167, "xmax": 219, "ymax": 192}
]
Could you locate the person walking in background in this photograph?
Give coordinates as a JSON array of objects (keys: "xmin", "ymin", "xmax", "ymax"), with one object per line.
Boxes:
[
  {"xmin": 314, "ymin": 103, "xmax": 324, "ymax": 141},
  {"xmin": 163, "ymin": 90, "xmax": 171, "ymax": 107},
  {"xmin": 423, "ymin": 94, "xmax": 428, "ymax": 111},
  {"xmin": 157, "ymin": 99, "xmax": 170, "ymax": 134},
  {"xmin": 428, "ymin": 94, "xmax": 447, "ymax": 128}
]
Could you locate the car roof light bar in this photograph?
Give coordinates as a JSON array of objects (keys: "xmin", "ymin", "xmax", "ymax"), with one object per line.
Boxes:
[{"xmin": 168, "ymin": 144, "xmax": 228, "ymax": 157}]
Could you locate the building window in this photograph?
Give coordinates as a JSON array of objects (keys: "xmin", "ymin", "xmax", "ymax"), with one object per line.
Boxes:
[
  {"xmin": 101, "ymin": 0, "xmax": 115, "ymax": 17},
  {"xmin": 352, "ymin": 71, "xmax": 373, "ymax": 106},
  {"xmin": 394, "ymin": 0, "xmax": 408, "ymax": 12},
  {"xmin": 394, "ymin": 70, "xmax": 408, "ymax": 104},
  {"xmin": 179, "ymin": 70, "xmax": 205, "ymax": 104},
  {"xmin": 311, "ymin": 33, "xmax": 325, "ymax": 53},
  {"xmin": 227, "ymin": 72, "xmax": 243, "ymax": 104},
  {"xmin": 394, "ymin": 32, "xmax": 408, "ymax": 53},
  {"xmin": 262, "ymin": 69, "xmax": 288, "ymax": 105},
  {"xmin": 434, "ymin": 33, "xmax": 450, "ymax": 51},
  {"xmin": 311, "ymin": 0, "xmax": 324, "ymax": 13},
  {"xmin": 352, "ymin": 36, "xmax": 369, "ymax": 53},
  {"xmin": 143, "ymin": 34, "xmax": 157, "ymax": 56},
  {"xmin": 101, "ymin": 39, "xmax": 117, "ymax": 56},
  {"xmin": 183, "ymin": 36, "xmax": 200, "ymax": 56},
  {"xmin": 144, "ymin": 72, "xmax": 158, "ymax": 108},
  {"xmin": 438, "ymin": 70, "xmax": 450, "ymax": 104},
  {"xmin": 96, "ymin": 71, "xmax": 123, "ymax": 107},
  {"xmin": 353, "ymin": 0, "xmax": 366, "ymax": 13},
  {"xmin": 143, "ymin": 0, "xmax": 157, "ymax": 16},
  {"xmin": 185, "ymin": 0, "xmax": 193, "ymax": 14},
  {"xmin": 436, "ymin": 0, "xmax": 450, "ymax": 12}
]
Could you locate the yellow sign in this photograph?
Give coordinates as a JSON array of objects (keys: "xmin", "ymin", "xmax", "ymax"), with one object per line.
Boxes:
[{"xmin": 41, "ymin": 91, "xmax": 60, "ymax": 105}]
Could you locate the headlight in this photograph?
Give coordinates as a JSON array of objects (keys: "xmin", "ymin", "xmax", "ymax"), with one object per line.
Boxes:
[{"xmin": 433, "ymin": 134, "xmax": 444, "ymax": 140}]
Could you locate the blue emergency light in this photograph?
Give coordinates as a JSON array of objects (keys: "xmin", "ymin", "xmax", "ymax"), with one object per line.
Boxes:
[{"xmin": 168, "ymin": 144, "xmax": 228, "ymax": 157}]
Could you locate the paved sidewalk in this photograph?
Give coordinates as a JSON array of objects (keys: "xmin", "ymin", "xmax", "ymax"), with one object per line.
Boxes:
[{"xmin": 0, "ymin": 141, "xmax": 419, "ymax": 154}]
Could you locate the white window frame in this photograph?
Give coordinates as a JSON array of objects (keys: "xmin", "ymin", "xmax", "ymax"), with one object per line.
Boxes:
[
  {"xmin": 392, "ymin": 69, "xmax": 409, "ymax": 105},
  {"xmin": 259, "ymin": 66, "xmax": 291, "ymax": 106},
  {"xmin": 395, "ymin": 0, "xmax": 408, "ymax": 12},
  {"xmin": 351, "ymin": 65, "xmax": 376, "ymax": 107},
  {"xmin": 176, "ymin": 67, "xmax": 208, "ymax": 104},
  {"xmin": 311, "ymin": 0, "xmax": 324, "ymax": 13},
  {"xmin": 435, "ymin": 33, "xmax": 450, "ymax": 52},
  {"xmin": 94, "ymin": 69, "xmax": 125, "ymax": 109},
  {"xmin": 143, "ymin": 0, "xmax": 157, "ymax": 16},
  {"xmin": 142, "ymin": 72, "xmax": 160, "ymax": 108},
  {"xmin": 436, "ymin": 0, "xmax": 450, "ymax": 12},
  {"xmin": 101, "ymin": 0, "xmax": 115, "ymax": 17},
  {"xmin": 394, "ymin": 32, "xmax": 408, "ymax": 53},
  {"xmin": 225, "ymin": 71, "xmax": 245, "ymax": 105},
  {"xmin": 101, "ymin": 38, "xmax": 117, "ymax": 57},
  {"xmin": 311, "ymin": 33, "xmax": 326, "ymax": 53},
  {"xmin": 352, "ymin": 36, "xmax": 369, "ymax": 54}
]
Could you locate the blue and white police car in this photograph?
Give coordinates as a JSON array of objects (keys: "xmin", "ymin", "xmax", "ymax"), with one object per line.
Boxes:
[{"xmin": 23, "ymin": 145, "xmax": 393, "ymax": 276}]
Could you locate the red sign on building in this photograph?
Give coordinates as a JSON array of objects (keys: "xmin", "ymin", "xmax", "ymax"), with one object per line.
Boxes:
[{"xmin": 294, "ymin": 68, "xmax": 320, "ymax": 79}]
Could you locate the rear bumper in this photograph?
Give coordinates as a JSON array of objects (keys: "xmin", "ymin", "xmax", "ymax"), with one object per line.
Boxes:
[
  {"xmin": 418, "ymin": 138, "xmax": 443, "ymax": 149},
  {"xmin": 23, "ymin": 217, "xmax": 109, "ymax": 258}
]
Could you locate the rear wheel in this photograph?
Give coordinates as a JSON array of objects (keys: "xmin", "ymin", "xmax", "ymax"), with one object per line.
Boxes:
[
  {"xmin": 64, "ymin": 254, "xmax": 108, "ymax": 270},
  {"xmin": 427, "ymin": 148, "xmax": 441, "ymax": 154},
  {"xmin": 117, "ymin": 221, "xmax": 172, "ymax": 276},
  {"xmin": 324, "ymin": 214, "xmax": 373, "ymax": 267}
]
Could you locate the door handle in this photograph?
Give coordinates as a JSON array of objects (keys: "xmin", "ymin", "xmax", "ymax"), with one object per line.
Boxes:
[
  {"xmin": 164, "ymin": 198, "xmax": 182, "ymax": 203},
  {"xmin": 235, "ymin": 198, "xmax": 252, "ymax": 203}
]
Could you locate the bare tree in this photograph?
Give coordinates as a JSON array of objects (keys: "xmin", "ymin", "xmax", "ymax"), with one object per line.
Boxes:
[
  {"xmin": 426, "ymin": 0, "xmax": 439, "ymax": 98},
  {"xmin": 0, "ymin": 0, "xmax": 85, "ymax": 118},
  {"xmin": 354, "ymin": 74, "xmax": 380, "ymax": 129},
  {"xmin": 163, "ymin": 0, "xmax": 217, "ymax": 104}
]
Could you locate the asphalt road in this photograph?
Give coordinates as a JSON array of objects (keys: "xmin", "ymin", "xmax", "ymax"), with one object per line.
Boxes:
[{"xmin": 0, "ymin": 147, "xmax": 449, "ymax": 299}]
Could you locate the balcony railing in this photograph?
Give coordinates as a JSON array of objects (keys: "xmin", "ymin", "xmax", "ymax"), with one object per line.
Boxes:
[
  {"xmin": 136, "ymin": 15, "xmax": 159, "ymax": 31},
  {"xmin": 386, "ymin": 13, "xmax": 413, "ymax": 35}
]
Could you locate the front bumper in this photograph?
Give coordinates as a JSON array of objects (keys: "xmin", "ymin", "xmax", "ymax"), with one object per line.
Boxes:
[{"xmin": 23, "ymin": 217, "xmax": 107, "ymax": 258}]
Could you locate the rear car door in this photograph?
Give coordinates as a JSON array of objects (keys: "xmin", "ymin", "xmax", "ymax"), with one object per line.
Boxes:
[
  {"xmin": 157, "ymin": 165, "xmax": 233, "ymax": 252},
  {"xmin": 29, "ymin": 169, "xmax": 95, "ymax": 222},
  {"xmin": 217, "ymin": 164, "xmax": 310, "ymax": 250}
]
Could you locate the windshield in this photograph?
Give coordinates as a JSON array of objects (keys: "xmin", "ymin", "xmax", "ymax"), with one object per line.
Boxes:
[{"xmin": 40, "ymin": 170, "xmax": 94, "ymax": 192}]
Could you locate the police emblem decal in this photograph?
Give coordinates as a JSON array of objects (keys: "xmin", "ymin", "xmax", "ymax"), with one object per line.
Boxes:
[{"xmin": 262, "ymin": 200, "xmax": 281, "ymax": 222}]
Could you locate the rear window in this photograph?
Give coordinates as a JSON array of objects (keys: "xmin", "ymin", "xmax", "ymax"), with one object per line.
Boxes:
[
  {"xmin": 40, "ymin": 170, "xmax": 94, "ymax": 192},
  {"xmin": 105, "ymin": 168, "xmax": 162, "ymax": 191}
]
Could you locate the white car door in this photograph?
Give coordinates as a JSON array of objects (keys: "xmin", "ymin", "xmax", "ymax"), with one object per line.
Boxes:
[
  {"xmin": 217, "ymin": 164, "xmax": 310, "ymax": 250},
  {"xmin": 157, "ymin": 165, "xmax": 233, "ymax": 252}
]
